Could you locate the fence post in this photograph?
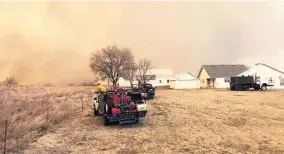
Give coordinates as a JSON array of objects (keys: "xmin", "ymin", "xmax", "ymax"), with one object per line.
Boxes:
[
  {"xmin": 81, "ymin": 95, "xmax": 84, "ymax": 112},
  {"xmin": 46, "ymin": 108, "xmax": 49, "ymax": 129},
  {"xmin": 4, "ymin": 120, "xmax": 8, "ymax": 154}
]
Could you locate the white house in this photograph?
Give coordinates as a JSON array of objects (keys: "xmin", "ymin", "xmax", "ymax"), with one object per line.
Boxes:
[
  {"xmin": 170, "ymin": 73, "xmax": 200, "ymax": 89},
  {"xmin": 237, "ymin": 63, "xmax": 284, "ymax": 89},
  {"xmin": 198, "ymin": 64, "xmax": 250, "ymax": 88}
]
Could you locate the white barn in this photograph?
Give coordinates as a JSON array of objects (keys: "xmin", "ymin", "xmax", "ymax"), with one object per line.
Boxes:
[
  {"xmin": 136, "ymin": 68, "xmax": 173, "ymax": 87},
  {"xmin": 113, "ymin": 68, "xmax": 173, "ymax": 87},
  {"xmin": 170, "ymin": 73, "xmax": 200, "ymax": 89},
  {"xmin": 238, "ymin": 63, "xmax": 284, "ymax": 89}
]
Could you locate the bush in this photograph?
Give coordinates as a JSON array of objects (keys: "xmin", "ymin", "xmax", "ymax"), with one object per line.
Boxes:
[{"xmin": 3, "ymin": 76, "xmax": 18, "ymax": 88}]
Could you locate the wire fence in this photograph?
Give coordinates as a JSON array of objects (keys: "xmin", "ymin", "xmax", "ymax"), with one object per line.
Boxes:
[
  {"xmin": 0, "ymin": 120, "xmax": 8, "ymax": 154},
  {"xmin": 0, "ymin": 92, "xmax": 94, "ymax": 153}
]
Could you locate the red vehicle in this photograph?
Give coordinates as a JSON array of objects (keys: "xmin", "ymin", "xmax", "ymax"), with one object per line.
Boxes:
[{"xmin": 93, "ymin": 89, "xmax": 147, "ymax": 125}]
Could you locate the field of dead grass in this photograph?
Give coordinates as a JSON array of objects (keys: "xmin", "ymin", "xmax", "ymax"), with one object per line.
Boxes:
[
  {"xmin": 1, "ymin": 87, "xmax": 284, "ymax": 153},
  {"xmin": 0, "ymin": 86, "xmax": 94, "ymax": 153}
]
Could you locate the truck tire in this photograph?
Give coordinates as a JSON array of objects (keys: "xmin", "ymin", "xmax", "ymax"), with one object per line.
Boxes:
[
  {"xmin": 254, "ymin": 84, "xmax": 260, "ymax": 90},
  {"xmin": 135, "ymin": 118, "xmax": 139, "ymax": 124},
  {"xmin": 261, "ymin": 85, "xmax": 267, "ymax": 91},
  {"xmin": 93, "ymin": 103, "xmax": 99, "ymax": 116},
  {"xmin": 243, "ymin": 86, "xmax": 249, "ymax": 91},
  {"xmin": 94, "ymin": 108, "xmax": 99, "ymax": 116},
  {"xmin": 104, "ymin": 116, "xmax": 109, "ymax": 126},
  {"xmin": 237, "ymin": 85, "xmax": 243, "ymax": 91},
  {"xmin": 105, "ymin": 100, "xmax": 113, "ymax": 114}
]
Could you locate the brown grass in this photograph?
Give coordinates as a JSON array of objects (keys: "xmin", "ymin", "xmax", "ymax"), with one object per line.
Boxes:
[
  {"xmin": 0, "ymin": 85, "xmax": 94, "ymax": 153},
  {"xmin": 2, "ymin": 87, "xmax": 284, "ymax": 153}
]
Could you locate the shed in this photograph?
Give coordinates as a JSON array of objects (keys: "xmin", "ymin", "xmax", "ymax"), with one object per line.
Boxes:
[{"xmin": 170, "ymin": 73, "xmax": 200, "ymax": 89}]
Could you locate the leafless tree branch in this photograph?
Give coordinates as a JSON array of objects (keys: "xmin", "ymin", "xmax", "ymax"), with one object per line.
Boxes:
[
  {"xmin": 137, "ymin": 58, "xmax": 154, "ymax": 84},
  {"xmin": 89, "ymin": 45, "xmax": 135, "ymax": 87}
]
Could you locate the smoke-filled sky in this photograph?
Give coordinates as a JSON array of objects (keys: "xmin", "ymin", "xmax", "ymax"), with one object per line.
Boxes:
[{"xmin": 1, "ymin": 2, "xmax": 284, "ymax": 85}]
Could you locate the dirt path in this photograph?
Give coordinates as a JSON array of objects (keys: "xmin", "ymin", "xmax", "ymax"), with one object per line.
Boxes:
[{"xmin": 24, "ymin": 89, "xmax": 284, "ymax": 154}]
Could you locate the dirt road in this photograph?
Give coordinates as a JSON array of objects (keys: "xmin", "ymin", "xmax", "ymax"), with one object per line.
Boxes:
[{"xmin": 24, "ymin": 89, "xmax": 284, "ymax": 154}]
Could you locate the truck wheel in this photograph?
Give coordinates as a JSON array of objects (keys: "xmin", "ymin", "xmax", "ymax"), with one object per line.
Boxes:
[
  {"xmin": 104, "ymin": 116, "xmax": 109, "ymax": 126},
  {"xmin": 254, "ymin": 84, "xmax": 260, "ymax": 90},
  {"xmin": 94, "ymin": 109, "xmax": 99, "ymax": 116},
  {"xmin": 261, "ymin": 85, "xmax": 267, "ymax": 91},
  {"xmin": 135, "ymin": 118, "xmax": 139, "ymax": 124},
  {"xmin": 105, "ymin": 100, "xmax": 113, "ymax": 114},
  {"xmin": 105, "ymin": 103, "xmax": 110, "ymax": 114},
  {"xmin": 93, "ymin": 103, "xmax": 99, "ymax": 116},
  {"xmin": 243, "ymin": 86, "xmax": 249, "ymax": 91},
  {"xmin": 238, "ymin": 85, "xmax": 243, "ymax": 91}
]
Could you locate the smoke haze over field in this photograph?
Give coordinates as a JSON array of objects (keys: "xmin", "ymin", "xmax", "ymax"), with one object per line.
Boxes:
[{"xmin": 1, "ymin": 2, "xmax": 284, "ymax": 84}]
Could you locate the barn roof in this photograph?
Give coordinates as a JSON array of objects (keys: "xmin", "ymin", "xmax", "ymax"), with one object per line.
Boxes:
[{"xmin": 198, "ymin": 64, "xmax": 250, "ymax": 78}]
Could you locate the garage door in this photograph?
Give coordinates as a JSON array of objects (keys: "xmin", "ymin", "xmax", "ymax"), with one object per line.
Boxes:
[{"xmin": 176, "ymin": 80, "xmax": 199, "ymax": 89}]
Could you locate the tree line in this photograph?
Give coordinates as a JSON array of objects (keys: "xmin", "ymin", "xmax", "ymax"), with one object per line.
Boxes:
[{"xmin": 89, "ymin": 45, "xmax": 155, "ymax": 88}]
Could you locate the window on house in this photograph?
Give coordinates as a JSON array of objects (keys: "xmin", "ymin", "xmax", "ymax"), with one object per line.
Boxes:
[
  {"xmin": 202, "ymin": 79, "xmax": 204, "ymax": 83},
  {"xmin": 159, "ymin": 80, "xmax": 162, "ymax": 83},
  {"xmin": 280, "ymin": 77, "xmax": 284, "ymax": 86},
  {"xmin": 167, "ymin": 80, "xmax": 169, "ymax": 83},
  {"xmin": 224, "ymin": 78, "xmax": 230, "ymax": 83}
]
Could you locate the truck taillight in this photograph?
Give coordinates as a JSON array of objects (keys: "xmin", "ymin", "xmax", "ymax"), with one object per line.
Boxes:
[{"xmin": 112, "ymin": 108, "xmax": 121, "ymax": 114}]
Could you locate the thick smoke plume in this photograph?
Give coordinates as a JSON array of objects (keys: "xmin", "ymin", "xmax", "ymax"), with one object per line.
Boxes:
[{"xmin": 1, "ymin": 2, "xmax": 284, "ymax": 84}]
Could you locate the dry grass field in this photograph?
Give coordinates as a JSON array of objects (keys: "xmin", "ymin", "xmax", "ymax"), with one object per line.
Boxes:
[{"xmin": 1, "ymin": 86, "xmax": 284, "ymax": 154}]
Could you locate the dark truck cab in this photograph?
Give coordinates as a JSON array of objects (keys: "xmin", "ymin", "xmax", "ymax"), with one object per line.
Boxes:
[{"xmin": 142, "ymin": 83, "xmax": 155, "ymax": 99}]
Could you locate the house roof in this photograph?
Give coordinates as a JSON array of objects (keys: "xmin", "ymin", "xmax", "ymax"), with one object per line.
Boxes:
[
  {"xmin": 198, "ymin": 64, "xmax": 250, "ymax": 78},
  {"xmin": 174, "ymin": 72, "xmax": 198, "ymax": 80},
  {"xmin": 255, "ymin": 63, "xmax": 284, "ymax": 75}
]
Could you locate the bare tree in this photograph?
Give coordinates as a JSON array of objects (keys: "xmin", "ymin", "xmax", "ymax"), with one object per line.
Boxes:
[
  {"xmin": 3, "ymin": 76, "xmax": 18, "ymax": 88},
  {"xmin": 89, "ymin": 45, "xmax": 135, "ymax": 88},
  {"xmin": 137, "ymin": 58, "xmax": 155, "ymax": 84},
  {"xmin": 121, "ymin": 63, "xmax": 138, "ymax": 88}
]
